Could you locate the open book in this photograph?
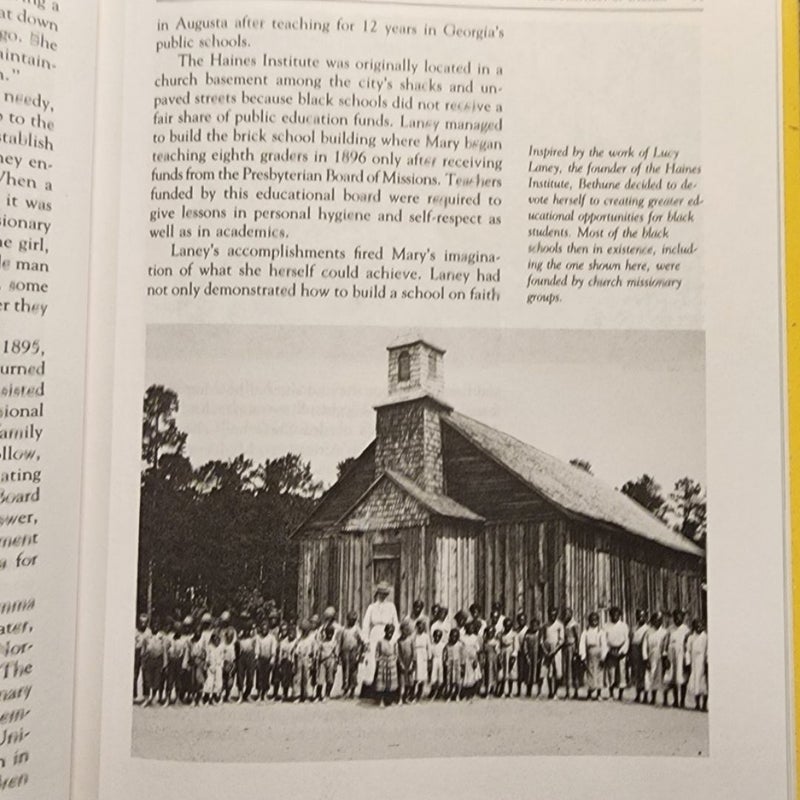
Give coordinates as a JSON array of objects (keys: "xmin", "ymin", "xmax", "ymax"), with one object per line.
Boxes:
[{"xmin": 0, "ymin": 0, "xmax": 795, "ymax": 797}]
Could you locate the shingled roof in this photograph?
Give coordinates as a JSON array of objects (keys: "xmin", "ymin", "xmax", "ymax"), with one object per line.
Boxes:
[
  {"xmin": 293, "ymin": 404, "xmax": 704, "ymax": 558},
  {"xmin": 445, "ymin": 410, "xmax": 704, "ymax": 557},
  {"xmin": 383, "ymin": 469, "xmax": 483, "ymax": 522},
  {"xmin": 291, "ymin": 442, "xmax": 376, "ymax": 536}
]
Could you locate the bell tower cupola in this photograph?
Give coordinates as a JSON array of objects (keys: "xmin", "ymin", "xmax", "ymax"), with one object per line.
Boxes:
[{"xmin": 373, "ymin": 335, "xmax": 450, "ymax": 494}]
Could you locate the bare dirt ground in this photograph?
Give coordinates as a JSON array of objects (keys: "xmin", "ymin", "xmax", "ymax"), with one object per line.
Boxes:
[{"xmin": 131, "ymin": 693, "xmax": 708, "ymax": 762}]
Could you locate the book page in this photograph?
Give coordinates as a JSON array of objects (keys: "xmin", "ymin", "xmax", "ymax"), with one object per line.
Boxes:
[
  {"xmin": 69, "ymin": 1, "xmax": 126, "ymax": 798},
  {"xmin": 93, "ymin": 0, "xmax": 791, "ymax": 797},
  {"xmin": 0, "ymin": 0, "xmax": 98, "ymax": 797}
]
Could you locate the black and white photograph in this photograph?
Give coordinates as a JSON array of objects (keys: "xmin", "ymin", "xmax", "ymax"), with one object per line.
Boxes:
[{"xmin": 132, "ymin": 325, "xmax": 708, "ymax": 762}]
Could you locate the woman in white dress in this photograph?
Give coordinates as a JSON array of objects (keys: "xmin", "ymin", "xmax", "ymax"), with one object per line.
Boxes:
[
  {"xmin": 685, "ymin": 619, "xmax": 708, "ymax": 711},
  {"xmin": 643, "ymin": 613, "xmax": 669, "ymax": 705},
  {"xmin": 579, "ymin": 611, "xmax": 607, "ymax": 700},
  {"xmin": 360, "ymin": 582, "xmax": 399, "ymax": 693}
]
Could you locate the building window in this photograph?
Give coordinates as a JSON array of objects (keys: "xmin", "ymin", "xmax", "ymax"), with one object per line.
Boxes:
[
  {"xmin": 428, "ymin": 351, "xmax": 437, "ymax": 378},
  {"xmin": 398, "ymin": 350, "xmax": 410, "ymax": 382}
]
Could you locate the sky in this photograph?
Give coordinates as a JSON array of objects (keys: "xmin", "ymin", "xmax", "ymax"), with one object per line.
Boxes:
[{"xmin": 145, "ymin": 325, "xmax": 706, "ymax": 494}]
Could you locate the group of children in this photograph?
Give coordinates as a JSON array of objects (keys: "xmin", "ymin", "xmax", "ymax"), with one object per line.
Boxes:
[
  {"xmin": 134, "ymin": 600, "xmax": 709, "ymax": 711},
  {"xmin": 134, "ymin": 606, "xmax": 354, "ymax": 706}
]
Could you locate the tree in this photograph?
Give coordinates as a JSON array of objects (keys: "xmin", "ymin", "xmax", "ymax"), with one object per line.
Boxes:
[
  {"xmin": 142, "ymin": 385, "xmax": 187, "ymax": 470},
  {"xmin": 187, "ymin": 455, "xmax": 255, "ymax": 609},
  {"xmin": 138, "ymin": 463, "xmax": 197, "ymax": 618},
  {"xmin": 154, "ymin": 452, "xmax": 194, "ymax": 488},
  {"xmin": 138, "ymin": 383, "xmax": 324, "ymax": 620},
  {"xmin": 620, "ymin": 474, "xmax": 667, "ymax": 519},
  {"xmin": 253, "ymin": 453, "xmax": 323, "ymax": 497},
  {"xmin": 336, "ymin": 456, "xmax": 357, "ymax": 480},
  {"xmin": 669, "ymin": 477, "xmax": 707, "ymax": 546},
  {"xmin": 193, "ymin": 455, "xmax": 254, "ymax": 494},
  {"xmin": 569, "ymin": 458, "xmax": 593, "ymax": 474},
  {"xmin": 140, "ymin": 386, "xmax": 190, "ymax": 619},
  {"xmin": 250, "ymin": 454, "xmax": 322, "ymax": 613}
]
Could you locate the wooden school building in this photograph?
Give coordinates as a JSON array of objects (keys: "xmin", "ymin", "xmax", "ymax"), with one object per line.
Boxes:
[{"xmin": 292, "ymin": 337, "xmax": 706, "ymax": 626}]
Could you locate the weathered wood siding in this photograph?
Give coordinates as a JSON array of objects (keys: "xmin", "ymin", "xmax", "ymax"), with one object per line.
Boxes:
[
  {"xmin": 479, "ymin": 517, "xmax": 705, "ymax": 627},
  {"xmin": 430, "ymin": 521, "xmax": 480, "ymax": 615},
  {"xmin": 442, "ymin": 423, "xmax": 551, "ymax": 519},
  {"xmin": 440, "ymin": 422, "xmax": 705, "ymax": 626},
  {"xmin": 298, "ymin": 515, "xmax": 704, "ymax": 626},
  {"xmin": 297, "ymin": 520, "xmax": 481, "ymax": 621},
  {"xmin": 297, "ymin": 525, "xmax": 428, "ymax": 620}
]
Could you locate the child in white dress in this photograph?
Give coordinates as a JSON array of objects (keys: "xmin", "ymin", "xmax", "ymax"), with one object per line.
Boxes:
[
  {"xmin": 202, "ymin": 631, "xmax": 224, "ymax": 704},
  {"xmin": 413, "ymin": 618, "xmax": 431, "ymax": 701},
  {"xmin": 429, "ymin": 628, "xmax": 445, "ymax": 699}
]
